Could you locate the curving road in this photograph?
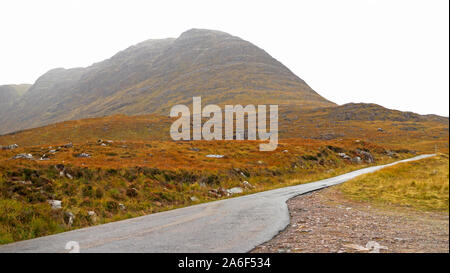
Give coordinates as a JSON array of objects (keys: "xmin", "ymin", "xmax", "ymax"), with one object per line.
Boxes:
[{"xmin": 0, "ymin": 154, "xmax": 434, "ymax": 253}]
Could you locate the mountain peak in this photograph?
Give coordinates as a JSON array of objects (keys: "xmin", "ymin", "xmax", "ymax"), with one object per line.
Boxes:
[{"xmin": 0, "ymin": 29, "xmax": 335, "ymax": 134}]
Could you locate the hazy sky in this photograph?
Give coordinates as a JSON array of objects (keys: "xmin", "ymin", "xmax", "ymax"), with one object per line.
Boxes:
[{"xmin": 1, "ymin": 0, "xmax": 448, "ymax": 116}]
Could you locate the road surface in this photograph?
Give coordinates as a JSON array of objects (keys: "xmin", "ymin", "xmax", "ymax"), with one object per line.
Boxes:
[{"xmin": 0, "ymin": 154, "xmax": 434, "ymax": 253}]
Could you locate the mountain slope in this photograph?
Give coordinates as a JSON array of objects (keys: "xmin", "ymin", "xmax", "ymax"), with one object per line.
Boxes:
[
  {"xmin": 0, "ymin": 84, "xmax": 31, "ymax": 117},
  {"xmin": 0, "ymin": 29, "xmax": 334, "ymax": 134}
]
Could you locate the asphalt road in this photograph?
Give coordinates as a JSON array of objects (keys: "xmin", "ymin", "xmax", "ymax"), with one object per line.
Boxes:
[{"xmin": 0, "ymin": 154, "xmax": 434, "ymax": 253}]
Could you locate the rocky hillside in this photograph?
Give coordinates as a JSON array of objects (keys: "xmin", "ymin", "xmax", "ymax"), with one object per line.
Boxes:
[
  {"xmin": 0, "ymin": 84, "xmax": 31, "ymax": 116},
  {"xmin": 0, "ymin": 29, "xmax": 334, "ymax": 134}
]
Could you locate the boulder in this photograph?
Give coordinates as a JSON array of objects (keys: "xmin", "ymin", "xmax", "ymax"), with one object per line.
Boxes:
[
  {"xmin": 48, "ymin": 199, "xmax": 62, "ymax": 209},
  {"xmin": 12, "ymin": 153, "xmax": 34, "ymax": 160},
  {"xmin": 1, "ymin": 144, "xmax": 19, "ymax": 150},
  {"xmin": 352, "ymin": 156, "xmax": 362, "ymax": 164},
  {"xmin": 227, "ymin": 187, "xmax": 243, "ymax": 195},
  {"xmin": 190, "ymin": 196, "xmax": 199, "ymax": 202},
  {"xmin": 356, "ymin": 149, "xmax": 374, "ymax": 163}
]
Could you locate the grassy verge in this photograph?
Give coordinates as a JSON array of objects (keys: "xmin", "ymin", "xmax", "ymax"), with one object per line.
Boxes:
[
  {"xmin": 0, "ymin": 141, "xmax": 412, "ymax": 244},
  {"xmin": 337, "ymin": 154, "xmax": 449, "ymax": 212}
]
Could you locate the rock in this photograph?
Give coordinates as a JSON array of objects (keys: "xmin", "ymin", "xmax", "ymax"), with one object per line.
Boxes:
[
  {"xmin": 338, "ymin": 153, "xmax": 351, "ymax": 160},
  {"xmin": 343, "ymin": 243, "xmax": 369, "ymax": 252},
  {"xmin": 154, "ymin": 201, "xmax": 162, "ymax": 207},
  {"xmin": 377, "ymin": 128, "xmax": 384, "ymax": 132},
  {"xmin": 365, "ymin": 241, "xmax": 388, "ymax": 253},
  {"xmin": 65, "ymin": 172, "xmax": 73, "ymax": 180},
  {"xmin": 190, "ymin": 196, "xmax": 199, "ymax": 202},
  {"xmin": 76, "ymin": 153, "xmax": 91, "ymax": 158},
  {"xmin": 101, "ymin": 143, "xmax": 107, "ymax": 147},
  {"xmin": 1, "ymin": 144, "xmax": 19, "ymax": 150},
  {"xmin": 62, "ymin": 142, "xmax": 73, "ymax": 148},
  {"xmin": 227, "ymin": 187, "xmax": 243, "ymax": 195},
  {"xmin": 64, "ymin": 211, "xmax": 75, "ymax": 226},
  {"xmin": 242, "ymin": 181, "xmax": 254, "ymax": 189},
  {"xmin": 206, "ymin": 154, "xmax": 224, "ymax": 158},
  {"xmin": 257, "ymin": 161, "xmax": 264, "ymax": 165},
  {"xmin": 282, "ymin": 150, "xmax": 289, "ymax": 153},
  {"xmin": 12, "ymin": 153, "xmax": 34, "ymax": 160},
  {"xmin": 352, "ymin": 156, "xmax": 362, "ymax": 164},
  {"xmin": 118, "ymin": 203, "xmax": 126, "ymax": 210},
  {"xmin": 189, "ymin": 147, "xmax": 200, "ymax": 152},
  {"xmin": 39, "ymin": 154, "xmax": 50, "ymax": 160},
  {"xmin": 49, "ymin": 149, "xmax": 57, "ymax": 154},
  {"xmin": 48, "ymin": 199, "xmax": 62, "ymax": 209},
  {"xmin": 88, "ymin": 211, "xmax": 97, "ymax": 223},
  {"xmin": 356, "ymin": 149, "xmax": 374, "ymax": 163},
  {"xmin": 208, "ymin": 189, "xmax": 221, "ymax": 198},
  {"xmin": 59, "ymin": 171, "xmax": 65, "ymax": 177}
]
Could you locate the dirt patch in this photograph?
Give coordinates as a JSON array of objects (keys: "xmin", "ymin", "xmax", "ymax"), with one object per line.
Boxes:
[{"xmin": 252, "ymin": 188, "xmax": 449, "ymax": 253}]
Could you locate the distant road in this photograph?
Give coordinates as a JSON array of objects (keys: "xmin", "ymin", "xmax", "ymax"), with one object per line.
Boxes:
[{"xmin": 0, "ymin": 154, "xmax": 435, "ymax": 253}]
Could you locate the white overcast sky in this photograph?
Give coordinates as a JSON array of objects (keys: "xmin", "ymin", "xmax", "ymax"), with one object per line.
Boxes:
[{"xmin": 0, "ymin": 0, "xmax": 448, "ymax": 116}]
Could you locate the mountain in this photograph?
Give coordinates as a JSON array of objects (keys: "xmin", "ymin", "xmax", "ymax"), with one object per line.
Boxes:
[
  {"xmin": 0, "ymin": 84, "xmax": 31, "ymax": 116},
  {"xmin": 0, "ymin": 29, "xmax": 334, "ymax": 135}
]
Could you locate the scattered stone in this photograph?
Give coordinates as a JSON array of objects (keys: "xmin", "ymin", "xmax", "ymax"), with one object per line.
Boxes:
[
  {"xmin": 154, "ymin": 201, "xmax": 162, "ymax": 207},
  {"xmin": 242, "ymin": 181, "xmax": 254, "ymax": 189},
  {"xmin": 12, "ymin": 153, "xmax": 34, "ymax": 160},
  {"xmin": 189, "ymin": 147, "xmax": 200, "ymax": 152},
  {"xmin": 48, "ymin": 199, "xmax": 62, "ymax": 210},
  {"xmin": 356, "ymin": 149, "xmax": 374, "ymax": 163},
  {"xmin": 1, "ymin": 144, "xmax": 19, "ymax": 150},
  {"xmin": 206, "ymin": 154, "xmax": 224, "ymax": 158},
  {"xmin": 257, "ymin": 161, "xmax": 264, "ymax": 165},
  {"xmin": 62, "ymin": 143, "xmax": 73, "ymax": 148},
  {"xmin": 366, "ymin": 241, "xmax": 388, "ymax": 253},
  {"xmin": 65, "ymin": 172, "xmax": 73, "ymax": 180},
  {"xmin": 338, "ymin": 153, "xmax": 351, "ymax": 160},
  {"xmin": 118, "ymin": 203, "xmax": 126, "ymax": 210},
  {"xmin": 190, "ymin": 196, "xmax": 199, "ymax": 202},
  {"xmin": 76, "ymin": 153, "xmax": 91, "ymax": 158},
  {"xmin": 352, "ymin": 156, "xmax": 362, "ymax": 164},
  {"xmin": 39, "ymin": 154, "xmax": 50, "ymax": 161},
  {"xmin": 208, "ymin": 189, "xmax": 221, "ymax": 198},
  {"xmin": 343, "ymin": 243, "xmax": 369, "ymax": 252},
  {"xmin": 88, "ymin": 211, "xmax": 97, "ymax": 223},
  {"xmin": 282, "ymin": 150, "xmax": 289, "ymax": 153},
  {"xmin": 227, "ymin": 187, "xmax": 244, "ymax": 195},
  {"xmin": 64, "ymin": 211, "xmax": 75, "ymax": 226},
  {"xmin": 377, "ymin": 128, "xmax": 384, "ymax": 132}
]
